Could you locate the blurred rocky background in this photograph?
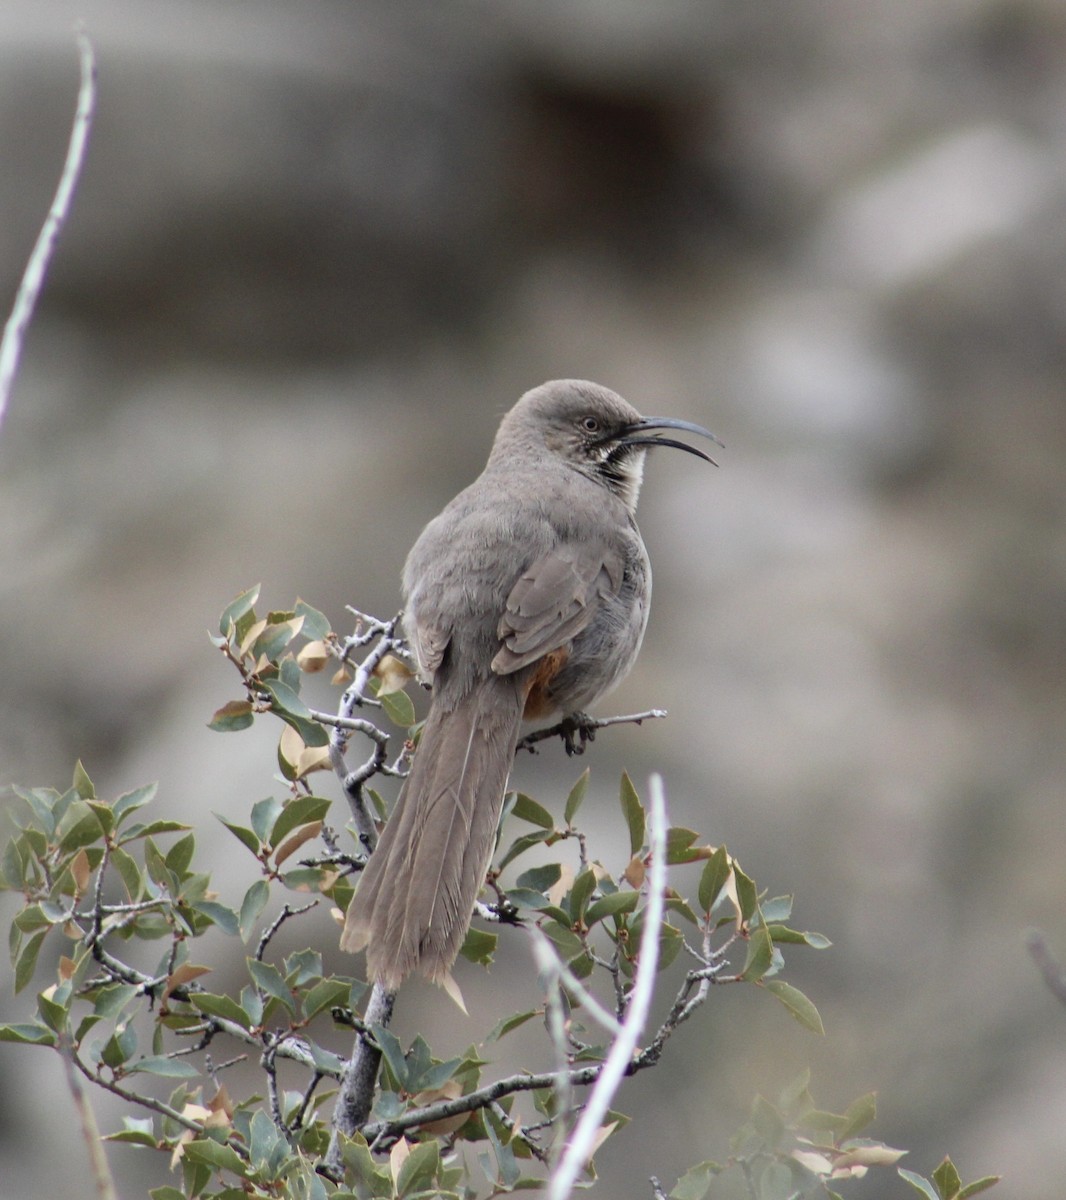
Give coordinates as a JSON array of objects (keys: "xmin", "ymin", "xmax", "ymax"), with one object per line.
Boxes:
[{"xmin": 2, "ymin": 1, "xmax": 1066, "ymax": 1196}]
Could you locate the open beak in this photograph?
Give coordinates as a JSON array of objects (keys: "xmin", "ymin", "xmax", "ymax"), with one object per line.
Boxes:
[{"xmin": 611, "ymin": 416, "xmax": 724, "ymax": 466}]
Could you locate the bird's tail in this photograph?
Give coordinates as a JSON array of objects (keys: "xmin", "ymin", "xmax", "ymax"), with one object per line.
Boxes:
[{"xmin": 340, "ymin": 674, "xmax": 525, "ymax": 989}]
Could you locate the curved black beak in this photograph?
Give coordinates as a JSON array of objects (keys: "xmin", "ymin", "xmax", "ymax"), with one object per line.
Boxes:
[{"xmin": 611, "ymin": 416, "xmax": 724, "ymax": 466}]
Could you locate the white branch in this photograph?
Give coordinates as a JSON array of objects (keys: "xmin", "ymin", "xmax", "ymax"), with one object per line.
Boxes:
[
  {"xmin": 0, "ymin": 29, "xmax": 97, "ymax": 430},
  {"xmin": 548, "ymin": 773, "xmax": 668, "ymax": 1200}
]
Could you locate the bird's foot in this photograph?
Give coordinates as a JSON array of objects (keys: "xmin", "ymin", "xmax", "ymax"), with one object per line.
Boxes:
[{"xmin": 559, "ymin": 711, "xmax": 597, "ymax": 756}]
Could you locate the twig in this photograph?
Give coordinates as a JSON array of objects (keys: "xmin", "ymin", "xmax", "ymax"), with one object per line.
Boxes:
[
  {"xmin": 0, "ymin": 30, "xmax": 96, "ymax": 430},
  {"xmin": 321, "ymin": 614, "xmax": 407, "ymax": 849},
  {"xmin": 531, "ymin": 928, "xmax": 623, "ymax": 1037},
  {"xmin": 255, "ymin": 900, "xmax": 318, "ymax": 961},
  {"xmin": 516, "ymin": 709, "xmax": 666, "ymax": 756},
  {"xmin": 1027, "ymin": 929, "xmax": 1066, "ymax": 1005},
  {"xmin": 548, "ymin": 773, "xmax": 668, "ymax": 1200},
  {"xmin": 322, "ymin": 981, "xmax": 395, "ymax": 1177},
  {"xmin": 57, "ymin": 1033, "xmax": 118, "ymax": 1200}
]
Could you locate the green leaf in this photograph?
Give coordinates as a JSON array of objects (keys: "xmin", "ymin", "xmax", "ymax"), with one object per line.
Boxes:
[
  {"xmin": 239, "ymin": 880, "xmax": 270, "ymax": 941},
  {"xmin": 585, "ymin": 890, "xmax": 639, "ymax": 926},
  {"xmin": 101, "ymin": 1023, "xmax": 138, "ymax": 1068},
  {"xmin": 932, "ymin": 1158, "xmax": 963, "ymax": 1199},
  {"xmin": 149, "ymin": 1188, "xmax": 187, "ymax": 1200},
  {"xmin": 118, "ymin": 819, "xmax": 191, "ymax": 843},
  {"xmin": 733, "ymin": 863, "xmax": 758, "ymax": 924},
  {"xmin": 110, "ymin": 846, "xmax": 145, "ymax": 901},
  {"xmin": 619, "ymin": 772, "xmax": 645, "ymax": 855},
  {"xmin": 514, "ymin": 863, "xmax": 561, "ymax": 894},
  {"xmin": 396, "ymin": 1139, "xmax": 441, "ymax": 1197},
  {"xmin": 250, "ymin": 797, "xmax": 284, "ymax": 845},
  {"xmin": 665, "ymin": 827, "xmax": 703, "ymax": 865},
  {"xmin": 568, "ymin": 867, "xmax": 597, "ymax": 924},
  {"xmin": 111, "ymin": 782, "xmax": 158, "ymax": 825},
  {"xmin": 378, "ymin": 688, "xmax": 416, "ymax": 728},
  {"xmin": 487, "ymin": 1009, "xmax": 540, "ymax": 1042},
  {"xmin": 762, "ymin": 980, "xmax": 824, "ymax": 1034},
  {"xmin": 260, "ymin": 680, "xmax": 329, "ymax": 748},
  {"xmin": 247, "ymin": 958, "xmax": 296, "ymax": 1015},
  {"xmin": 898, "ymin": 1170, "xmax": 940, "ymax": 1200},
  {"xmin": 72, "ymin": 759, "xmax": 96, "ymax": 800},
  {"xmin": 670, "ymin": 1160, "xmax": 723, "ymax": 1200},
  {"xmin": 219, "ymin": 584, "xmax": 261, "ymax": 638},
  {"xmin": 12, "ymin": 785, "xmax": 60, "ymax": 836},
  {"xmin": 459, "ymin": 926, "xmax": 497, "ymax": 966},
  {"xmin": 302, "ymin": 978, "xmax": 352, "ymax": 1021},
  {"xmin": 14, "ymin": 929, "xmax": 48, "ymax": 993},
  {"xmin": 564, "ymin": 768, "xmax": 590, "ymax": 825},
  {"xmin": 93, "ymin": 983, "xmax": 140, "ymax": 1021},
  {"xmin": 766, "ymin": 924, "xmax": 831, "ymax": 949},
  {"xmin": 105, "ymin": 1127, "xmax": 158, "ymax": 1148},
  {"xmin": 130, "ymin": 1056, "xmax": 201, "ymax": 1078},
  {"xmin": 190, "ymin": 900, "xmax": 240, "ymax": 936},
  {"xmin": 510, "ymin": 792, "xmax": 555, "ymax": 830},
  {"xmin": 59, "ymin": 809, "xmax": 106, "ymax": 854},
  {"xmin": 959, "ymin": 1177, "xmax": 1001, "ymax": 1199},
  {"xmin": 294, "ymin": 598, "xmax": 331, "ymax": 641},
  {"xmin": 165, "ymin": 833, "xmax": 196, "ymax": 876},
  {"xmin": 740, "ymin": 926, "xmax": 774, "ymax": 982},
  {"xmin": 372, "ymin": 1025, "xmax": 411, "ymax": 1090},
  {"xmin": 697, "ymin": 846, "xmax": 730, "ymax": 914},
  {"xmin": 0, "ymin": 1022, "xmax": 56, "ymax": 1045},
  {"xmin": 217, "ymin": 817, "xmax": 262, "ymax": 856},
  {"xmin": 496, "ymin": 829, "xmax": 553, "ymax": 871},
  {"xmin": 838, "ymin": 1091, "xmax": 877, "ymax": 1140},
  {"xmin": 251, "ymin": 615, "xmax": 302, "ymax": 662},
  {"xmin": 270, "ymin": 795, "xmax": 331, "ymax": 848},
  {"xmin": 208, "ymin": 700, "xmax": 255, "ymax": 733},
  {"xmin": 190, "ymin": 992, "xmax": 252, "ymax": 1027},
  {"xmin": 182, "ymin": 1138, "xmax": 249, "ymax": 1176}
]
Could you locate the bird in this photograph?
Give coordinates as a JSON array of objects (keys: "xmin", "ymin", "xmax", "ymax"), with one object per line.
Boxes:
[{"xmin": 340, "ymin": 379, "xmax": 720, "ymax": 990}]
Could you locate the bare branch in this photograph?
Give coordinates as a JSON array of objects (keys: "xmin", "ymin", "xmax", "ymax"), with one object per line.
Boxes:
[
  {"xmin": 516, "ymin": 709, "xmax": 666, "ymax": 756},
  {"xmin": 57, "ymin": 1034, "xmax": 119, "ymax": 1200},
  {"xmin": 548, "ymin": 773, "xmax": 668, "ymax": 1200},
  {"xmin": 0, "ymin": 30, "xmax": 96, "ymax": 429},
  {"xmin": 1027, "ymin": 929, "xmax": 1066, "ymax": 1005}
]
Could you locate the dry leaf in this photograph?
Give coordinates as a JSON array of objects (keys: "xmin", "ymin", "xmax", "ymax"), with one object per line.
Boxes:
[
  {"xmin": 297, "ymin": 639, "xmax": 330, "ymax": 673},
  {"xmin": 273, "ymin": 821, "xmax": 323, "ymax": 867},
  {"xmin": 165, "ymin": 963, "xmax": 210, "ymax": 999},
  {"xmin": 622, "ymin": 855, "xmax": 646, "ymax": 889},
  {"xmin": 373, "ymin": 653, "xmax": 415, "ymax": 695},
  {"xmin": 71, "ymin": 848, "xmax": 91, "ymax": 895},
  {"xmin": 413, "ymin": 1080, "xmax": 469, "ymax": 1135}
]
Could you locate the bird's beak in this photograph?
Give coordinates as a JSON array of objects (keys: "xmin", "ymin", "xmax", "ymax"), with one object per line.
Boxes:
[{"xmin": 610, "ymin": 416, "xmax": 724, "ymax": 465}]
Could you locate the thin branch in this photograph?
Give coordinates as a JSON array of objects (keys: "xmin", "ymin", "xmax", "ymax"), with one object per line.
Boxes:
[
  {"xmin": 0, "ymin": 30, "xmax": 96, "ymax": 429},
  {"xmin": 516, "ymin": 709, "xmax": 666, "ymax": 756},
  {"xmin": 359, "ymin": 1061, "xmax": 618, "ymax": 1143},
  {"xmin": 549, "ymin": 773, "xmax": 668, "ymax": 1200},
  {"xmin": 70, "ymin": 1051, "xmax": 210, "ymax": 1135},
  {"xmin": 57, "ymin": 1034, "xmax": 118, "ymax": 1200},
  {"xmin": 531, "ymin": 928, "xmax": 623, "ymax": 1037},
  {"xmin": 1026, "ymin": 929, "xmax": 1066, "ymax": 1005},
  {"xmin": 255, "ymin": 900, "xmax": 318, "ymax": 961}
]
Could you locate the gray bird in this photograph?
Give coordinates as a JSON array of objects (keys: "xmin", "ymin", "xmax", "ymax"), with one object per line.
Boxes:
[{"xmin": 340, "ymin": 379, "xmax": 720, "ymax": 989}]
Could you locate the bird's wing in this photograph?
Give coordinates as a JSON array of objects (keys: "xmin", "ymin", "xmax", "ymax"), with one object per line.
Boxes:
[
  {"xmin": 491, "ymin": 540, "xmax": 624, "ymax": 674},
  {"xmin": 406, "ymin": 613, "xmax": 450, "ymax": 684}
]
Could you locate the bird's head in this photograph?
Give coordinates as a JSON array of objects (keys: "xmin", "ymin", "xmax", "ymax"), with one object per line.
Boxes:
[{"xmin": 494, "ymin": 379, "xmax": 721, "ymax": 512}]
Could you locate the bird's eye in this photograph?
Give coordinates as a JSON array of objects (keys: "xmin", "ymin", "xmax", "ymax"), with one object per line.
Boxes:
[{"xmin": 580, "ymin": 415, "xmax": 601, "ymax": 435}]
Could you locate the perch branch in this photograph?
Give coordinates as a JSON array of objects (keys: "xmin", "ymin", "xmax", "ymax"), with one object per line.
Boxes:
[{"xmin": 0, "ymin": 30, "xmax": 96, "ymax": 429}]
